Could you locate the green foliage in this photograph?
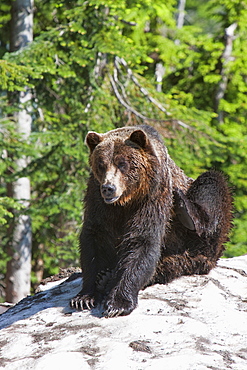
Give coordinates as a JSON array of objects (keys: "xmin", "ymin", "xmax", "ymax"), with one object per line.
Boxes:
[
  {"xmin": 0, "ymin": 60, "xmax": 36, "ymax": 91},
  {"xmin": 0, "ymin": 197, "xmax": 24, "ymax": 225},
  {"xmin": 1, "ymin": 0, "xmax": 247, "ymax": 290}
]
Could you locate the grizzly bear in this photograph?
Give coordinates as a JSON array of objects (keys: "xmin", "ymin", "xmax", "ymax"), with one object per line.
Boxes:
[{"xmin": 70, "ymin": 125, "xmax": 232, "ymax": 317}]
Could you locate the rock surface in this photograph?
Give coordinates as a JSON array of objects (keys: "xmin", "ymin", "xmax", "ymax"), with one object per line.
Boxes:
[{"xmin": 0, "ymin": 256, "xmax": 247, "ymax": 370}]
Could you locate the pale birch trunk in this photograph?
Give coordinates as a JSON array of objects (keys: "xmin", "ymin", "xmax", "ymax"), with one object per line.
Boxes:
[
  {"xmin": 6, "ymin": 0, "xmax": 33, "ymax": 303},
  {"xmin": 175, "ymin": 0, "xmax": 186, "ymax": 45},
  {"xmin": 156, "ymin": 0, "xmax": 186, "ymax": 89},
  {"xmin": 215, "ymin": 23, "xmax": 237, "ymax": 124}
]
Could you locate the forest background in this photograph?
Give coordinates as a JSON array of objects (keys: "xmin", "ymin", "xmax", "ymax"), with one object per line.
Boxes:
[{"xmin": 1, "ymin": 0, "xmax": 247, "ymax": 302}]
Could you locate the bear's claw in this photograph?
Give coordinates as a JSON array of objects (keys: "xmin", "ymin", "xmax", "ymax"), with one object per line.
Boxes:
[
  {"xmin": 104, "ymin": 292, "xmax": 136, "ymax": 318},
  {"xmin": 70, "ymin": 295, "xmax": 95, "ymax": 311},
  {"xmin": 104, "ymin": 307, "xmax": 125, "ymax": 318}
]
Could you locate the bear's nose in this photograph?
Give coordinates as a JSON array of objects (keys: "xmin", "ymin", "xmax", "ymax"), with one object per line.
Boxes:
[{"xmin": 101, "ymin": 184, "xmax": 116, "ymax": 198}]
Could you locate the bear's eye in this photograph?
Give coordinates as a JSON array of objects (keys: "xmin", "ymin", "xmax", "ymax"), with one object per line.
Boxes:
[
  {"xmin": 117, "ymin": 160, "xmax": 129, "ymax": 173},
  {"xmin": 97, "ymin": 160, "xmax": 106, "ymax": 173}
]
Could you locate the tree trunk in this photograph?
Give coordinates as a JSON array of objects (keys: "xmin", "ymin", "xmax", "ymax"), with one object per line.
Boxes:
[
  {"xmin": 6, "ymin": 0, "xmax": 33, "ymax": 303},
  {"xmin": 176, "ymin": 0, "xmax": 186, "ymax": 29},
  {"xmin": 154, "ymin": 1, "xmax": 186, "ymax": 91},
  {"xmin": 175, "ymin": 0, "xmax": 186, "ymax": 45},
  {"xmin": 215, "ymin": 23, "xmax": 237, "ymax": 124},
  {"xmin": 155, "ymin": 63, "xmax": 165, "ymax": 93}
]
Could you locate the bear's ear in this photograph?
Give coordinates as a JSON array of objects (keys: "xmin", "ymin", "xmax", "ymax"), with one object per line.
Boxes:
[
  {"xmin": 129, "ymin": 129, "xmax": 153, "ymax": 153},
  {"xmin": 85, "ymin": 131, "xmax": 103, "ymax": 153},
  {"xmin": 129, "ymin": 130, "xmax": 148, "ymax": 148}
]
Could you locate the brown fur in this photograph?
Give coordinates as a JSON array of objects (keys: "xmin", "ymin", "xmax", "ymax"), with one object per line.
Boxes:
[{"xmin": 70, "ymin": 125, "xmax": 232, "ymax": 317}]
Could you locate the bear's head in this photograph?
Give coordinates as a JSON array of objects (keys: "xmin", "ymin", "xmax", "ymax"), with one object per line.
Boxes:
[{"xmin": 86, "ymin": 128, "xmax": 160, "ymax": 206}]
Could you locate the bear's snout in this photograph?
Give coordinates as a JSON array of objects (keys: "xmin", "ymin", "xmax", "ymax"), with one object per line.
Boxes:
[{"xmin": 101, "ymin": 183, "xmax": 117, "ymax": 203}]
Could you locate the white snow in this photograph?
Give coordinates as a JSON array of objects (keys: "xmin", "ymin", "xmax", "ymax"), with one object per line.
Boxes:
[{"xmin": 0, "ymin": 256, "xmax": 247, "ymax": 369}]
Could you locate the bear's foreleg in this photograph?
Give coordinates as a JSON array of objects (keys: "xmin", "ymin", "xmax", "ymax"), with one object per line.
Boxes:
[
  {"xmin": 104, "ymin": 238, "xmax": 161, "ymax": 318},
  {"xmin": 70, "ymin": 227, "xmax": 98, "ymax": 311}
]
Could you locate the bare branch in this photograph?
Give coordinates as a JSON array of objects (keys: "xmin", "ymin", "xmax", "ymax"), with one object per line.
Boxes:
[
  {"xmin": 109, "ymin": 71, "xmax": 192, "ymax": 130},
  {"xmin": 115, "ymin": 57, "xmax": 171, "ymax": 116},
  {"xmin": 113, "ymin": 64, "xmax": 132, "ymax": 107},
  {"xmin": 109, "ymin": 73, "xmax": 148, "ymax": 120},
  {"xmin": 113, "ymin": 57, "xmax": 191, "ymax": 129}
]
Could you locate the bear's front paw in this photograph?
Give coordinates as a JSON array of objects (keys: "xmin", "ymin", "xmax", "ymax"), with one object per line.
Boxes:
[
  {"xmin": 104, "ymin": 290, "xmax": 137, "ymax": 318},
  {"xmin": 70, "ymin": 292, "xmax": 95, "ymax": 311}
]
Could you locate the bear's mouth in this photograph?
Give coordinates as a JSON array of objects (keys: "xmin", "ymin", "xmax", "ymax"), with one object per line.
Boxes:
[{"xmin": 103, "ymin": 196, "xmax": 120, "ymax": 204}]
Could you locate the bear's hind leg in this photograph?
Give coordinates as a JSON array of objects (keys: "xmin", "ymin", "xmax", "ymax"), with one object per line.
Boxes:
[
  {"xmin": 152, "ymin": 171, "xmax": 232, "ymax": 285},
  {"xmin": 179, "ymin": 170, "xmax": 232, "ymax": 259},
  {"xmin": 152, "ymin": 252, "xmax": 216, "ymax": 285}
]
